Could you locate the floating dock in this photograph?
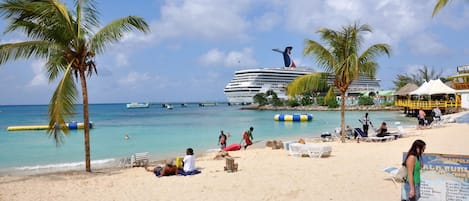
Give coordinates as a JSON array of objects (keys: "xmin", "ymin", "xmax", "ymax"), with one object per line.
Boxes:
[{"xmin": 7, "ymin": 122, "xmax": 93, "ymax": 131}]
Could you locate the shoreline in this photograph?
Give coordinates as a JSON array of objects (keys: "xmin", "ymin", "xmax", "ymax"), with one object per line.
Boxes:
[{"xmin": 1, "ymin": 121, "xmax": 468, "ymax": 200}]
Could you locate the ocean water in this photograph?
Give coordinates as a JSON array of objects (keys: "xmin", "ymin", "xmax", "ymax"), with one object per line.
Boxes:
[{"xmin": 0, "ymin": 103, "xmax": 437, "ymax": 175}]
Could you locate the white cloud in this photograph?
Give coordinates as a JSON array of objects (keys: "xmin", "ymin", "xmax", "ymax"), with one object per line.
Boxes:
[
  {"xmin": 28, "ymin": 60, "xmax": 47, "ymax": 87},
  {"xmin": 198, "ymin": 48, "xmax": 257, "ymax": 67},
  {"xmin": 115, "ymin": 53, "xmax": 129, "ymax": 67},
  {"xmin": 118, "ymin": 72, "xmax": 151, "ymax": 88},
  {"xmin": 275, "ymin": 0, "xmax": 435, "ymax": 50},
  {"xmin": 253, "ymin": 12, "xmax": 281, "ymax": 32},
  {"xmin": 408, "ymin": 33, "xmax": 449, "ymax": 56},
  {"xmin": 151, "ymin": 0, "xmax": 251, "ymax": 41}
]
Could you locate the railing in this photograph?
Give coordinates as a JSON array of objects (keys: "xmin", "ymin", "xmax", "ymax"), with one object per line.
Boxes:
[{"xmin": 394, "ymin": 99, "xmax": 460, "ymax": 110}]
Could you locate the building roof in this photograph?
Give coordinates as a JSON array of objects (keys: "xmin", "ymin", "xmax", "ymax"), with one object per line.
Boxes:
[{"xmin": 394, "ymin": 83, "xmax": 418, "ymax": 96}]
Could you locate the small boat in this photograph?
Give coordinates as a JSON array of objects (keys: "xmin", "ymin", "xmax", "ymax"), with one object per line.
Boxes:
[
  {"xmin": 166, "ymin": 104, "xmax": 174, "ymax": 110},
  {"xmin": 126, "ymin": 102, "xmax": 150, "ymax": 109}
]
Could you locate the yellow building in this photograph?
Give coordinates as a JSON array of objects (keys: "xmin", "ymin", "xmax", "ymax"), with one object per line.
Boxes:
[{"xmin": 448, "ymin": 65, "xmax": 469, "ymax": 109}]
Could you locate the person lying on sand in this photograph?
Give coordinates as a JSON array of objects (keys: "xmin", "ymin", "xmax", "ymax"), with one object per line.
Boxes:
[{"xmin": 145, "ymin": 161, "xmax": 178, "ymax": 177}]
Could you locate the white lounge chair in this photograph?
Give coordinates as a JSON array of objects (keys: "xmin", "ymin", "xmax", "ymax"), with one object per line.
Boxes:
[
  {"xmin": 354, "ymin": 128, "xmax": 394, "ymax": 142},
  {"xmin": 288, "ymin": 143, "xmax": 332, "ymax": 158},
  {"xmin": 130, "ymin": 152, "xmax": 149, "ymax": 167},
  {"xmin": 395, "ymin": 123, "xmax": 419, "ymax": 137},
  {"xmin": 384, "ymin": 166, "xmax": 406, "ymax": 185}
]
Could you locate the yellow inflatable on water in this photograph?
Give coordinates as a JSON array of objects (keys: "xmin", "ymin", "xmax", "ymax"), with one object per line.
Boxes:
[
  {"xmin": 7, "ymin": 122, "xmax": 93, "ymax": 131},
  {"xmin": 274, "ymin": 114, "xmax": 313, "ymax": 121}
]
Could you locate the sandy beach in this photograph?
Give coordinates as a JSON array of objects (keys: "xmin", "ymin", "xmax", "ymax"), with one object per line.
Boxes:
[{"xmin": 1, "ymin": 117, "xmax": 468, "ymax": 201}]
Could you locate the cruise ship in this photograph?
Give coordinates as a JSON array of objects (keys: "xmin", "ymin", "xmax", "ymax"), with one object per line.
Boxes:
[
  {"xmin": 223, "ymin": 67, "xmax": 381, "ymax": 105},
  {"xmin": 224, "ymin": 67, "xmax": 315, "ymax": 104},
  {"xmin": 223, "ymin": 46, "xmax": 381, "ymax": 104}
]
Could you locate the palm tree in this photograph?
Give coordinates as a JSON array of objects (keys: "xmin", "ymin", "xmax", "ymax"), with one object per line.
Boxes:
[
  {"xmin": 0, "ymin": 0, "xmax": 150, "ymax": 172},
  {"xmin": 393, "ymin": 65, "xmax": 444, "ymax": 89},
  {"xmin": 288, "ymin": 23, "xmax": 391, "ymax": 142}
]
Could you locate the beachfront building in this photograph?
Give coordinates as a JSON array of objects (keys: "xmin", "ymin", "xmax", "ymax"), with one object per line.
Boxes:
[
  {"xmin": 394, "ymin": 79, "xmax": 461, "ymax": 116},
  {"xmin": 448, "ymin": 65, "xmax": 469, "ymax": 109}
]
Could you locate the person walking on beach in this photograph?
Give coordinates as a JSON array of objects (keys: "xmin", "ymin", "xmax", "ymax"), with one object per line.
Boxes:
[
  {"xmin": 218, "ymin": 130, "xmax": 227, "ymax": 150},
  {"xmin": 358, "ymin": 113, "xmax": 373, "ymax": 138},
  {"xmin": 401, "ymin": 139, "xmax": 426, "ymax": 201},
  {"xmin": 242, "ymin": 131, "xmax": 252, "ymax": 150}
]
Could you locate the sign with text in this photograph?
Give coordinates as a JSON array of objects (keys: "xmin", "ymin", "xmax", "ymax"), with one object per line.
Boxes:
[{"xmin": 416, "ymin": 153, "xmax": 469, "ymax": 201}]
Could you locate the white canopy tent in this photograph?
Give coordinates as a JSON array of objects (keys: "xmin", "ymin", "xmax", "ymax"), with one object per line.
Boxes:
[
  {"xmin": 409, "ymin": 81, "xmax": 429, "ymax": 95},
  {"xmin": 409, "ymin": 79, "xmax": 456, "ymax": 95}
]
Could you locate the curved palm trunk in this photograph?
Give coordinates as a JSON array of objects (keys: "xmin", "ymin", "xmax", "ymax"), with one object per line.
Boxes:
[
  {"xmin": 79, "ymin": 70, "xmax": 91, "ymax": 172},
  {"xmin": 340, "ymin": 92, "xmax": 346, "ymax": 143}
]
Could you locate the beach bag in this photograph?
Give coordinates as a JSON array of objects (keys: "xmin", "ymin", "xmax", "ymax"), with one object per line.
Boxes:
[{"xmin": 395, "ymin": 165, "xmax": 408, "ymax": 183}]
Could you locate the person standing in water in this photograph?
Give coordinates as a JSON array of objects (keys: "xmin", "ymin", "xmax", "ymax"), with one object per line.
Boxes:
[{"xmin": 218, "ymin": 130, "xmax": 227, "ymax": 150}]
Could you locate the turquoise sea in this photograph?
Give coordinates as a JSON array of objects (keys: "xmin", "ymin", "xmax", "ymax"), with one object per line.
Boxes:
[{"xmin": 0, "ymin": 103, "xmax": 463, "ymax": 175}]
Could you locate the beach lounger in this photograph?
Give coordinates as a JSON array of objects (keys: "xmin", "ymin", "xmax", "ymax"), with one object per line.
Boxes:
[
  {"xmin": 354, "ymin": 128, "xmax": 394, "ymax": 142},
  {"xmin": 130, "ymin": 152, "xmax": 149, "ymax": 167},
  {"xmin": 288, "ymin": 143, "xmax": 332, "ymax": 158},
  {"xmin": 395, "ymin": 122, "xmax": 419, "ymax": 137},
  {"xmin": 384, "ymin": 166, "xmax": 407, "ymax": 185}
]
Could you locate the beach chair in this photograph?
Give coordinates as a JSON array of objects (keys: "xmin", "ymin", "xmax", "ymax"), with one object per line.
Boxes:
[
  {"xmin": 354, "ymin": 128, "xmax": 394, "ymax": 142},
  {"xmin": 384, "ymin": 166, "xmax": 407, "ymax": 185},
  {"xmin": 130, "ymin": 152, "xmax": 149, "ymax": 167},
  {"xmin": 395, "ymin": 122, "xmax": 419, "ymax": 137},
  {"xmin": 288, "ymin": 143, "xmax": 332, "ymax": 158}
]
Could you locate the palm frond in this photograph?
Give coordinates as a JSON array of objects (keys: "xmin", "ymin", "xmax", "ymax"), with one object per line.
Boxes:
[
  {"xmin": 75, "ymin": 0, "xmax": 99, "ymax": 34},
  {"xmin": 287, "ymin": 73, "xmax": 328, "ymax": 96},
  {"xmin": 46, "ymin": 51, "xmax": 67, "ymax": 81},
  {"xmin": 47, "ymin": 63, "xmax": 77, "ymax": 145},
  {"xmin": 0, "ymin": 41, "xmax": 52, "ymax": 65},
  {"xmin": 303, "ymin": 39, "xmax": 335, "ymax": 72},
  {"xmin": 432, "ymin": 0, "xmax": 450, "ymax": 17},
  {"xmin": 90, "ymin": 16, "xmax": 150, "ymax": 54}
]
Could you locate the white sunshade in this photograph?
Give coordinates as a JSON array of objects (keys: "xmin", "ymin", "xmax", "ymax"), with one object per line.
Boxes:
[
  {"xmin": 409, "ymin": 79, "xmax": 455, "ymax": 95},
  {"xmin": 409, "ymin": 81, "xmax": 429, "ymax": 95}
]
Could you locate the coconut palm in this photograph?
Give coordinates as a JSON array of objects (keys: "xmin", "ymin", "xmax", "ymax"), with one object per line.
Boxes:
[
  {"xmin": 288, "ymin": 23, "xmax": 391, "ymax": 142},
  {"xmin": 393, "ymin": 65, "xmax": 444, "ymax": 89},
  {"xmin": 0, "ymin": 0, "xmax": 150, "ymax": 172}
]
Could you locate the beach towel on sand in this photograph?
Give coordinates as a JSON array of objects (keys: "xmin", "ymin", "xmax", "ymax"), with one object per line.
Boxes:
[{"xmin": 178, "ymin": 169, "xmax": 201, "ymax": 176}]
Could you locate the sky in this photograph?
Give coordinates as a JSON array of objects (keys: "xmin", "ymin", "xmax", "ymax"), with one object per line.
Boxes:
[{"xmin": 0, "ymin": 0, "xmax": 468, "ymax": 105}]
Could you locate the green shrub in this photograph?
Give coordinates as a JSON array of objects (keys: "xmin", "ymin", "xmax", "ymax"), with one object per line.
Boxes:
[
  {"xmin": 316, "ymin": 96, "xmax": 326, "ymax": 106},
  {"xmin": 358, "ymin": 96, "xmax": 374, "ymax": 105},
  {"xmin": 253, "ymin": 93, "xmax": 268, "ymax": 106},
  {"xmin": 287, "ymin": 99, "xmax": 300, "ymax": 107},
  {"xmin": 327, "ymin": 98, "xmax": 339, "ymax": 108},
  {"xmin": 381, "ymin": 101, "xmax": 395, "ymax": 106}
]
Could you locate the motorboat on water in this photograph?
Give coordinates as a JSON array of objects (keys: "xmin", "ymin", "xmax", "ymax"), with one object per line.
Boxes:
[{"xmin": 126, "ymin": 102, "xmax": 150, "ymax": 109}]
